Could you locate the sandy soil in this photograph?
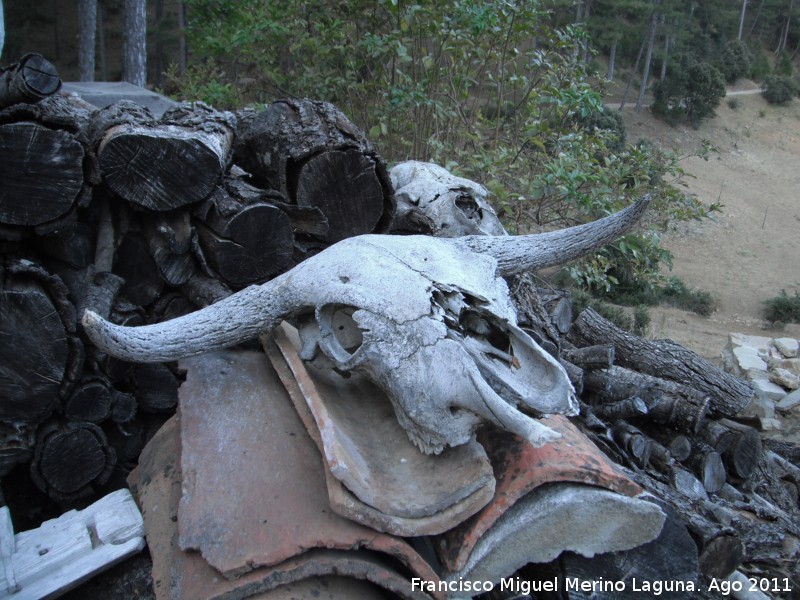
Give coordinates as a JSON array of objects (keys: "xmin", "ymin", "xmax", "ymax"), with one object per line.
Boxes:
[
  {"xmin": 611, "ymin": 83, "xmax": 800, "ymax": 440},
  {"xmin": 611, "ymin": 83, "xmax": 800, "ymax": 357}
]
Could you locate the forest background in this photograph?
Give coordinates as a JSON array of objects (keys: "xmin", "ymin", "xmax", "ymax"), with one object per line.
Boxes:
[{"xmin": 1, "ymin": 0, "xmax": 799, "ymax": 322}]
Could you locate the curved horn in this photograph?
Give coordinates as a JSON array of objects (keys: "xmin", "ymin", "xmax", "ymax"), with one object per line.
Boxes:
[
  {"xmin": 456, "ymin": 195, "xmax": 651, "ymax": 276},
  {"xmin": 82, "ymin": 276, "xmax": 299, "ymax": 363}
]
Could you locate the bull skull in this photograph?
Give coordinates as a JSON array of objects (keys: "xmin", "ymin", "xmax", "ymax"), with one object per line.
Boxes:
[{"xmin": 83, "ymin": 196, "xmax": 650, "ymax": 454}]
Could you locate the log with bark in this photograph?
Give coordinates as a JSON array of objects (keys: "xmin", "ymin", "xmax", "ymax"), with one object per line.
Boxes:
[
  {"xmin": 90, "ymin": 101, "xmax": 235, "ymax": 211},
  {"xmin": 0, "ymin": 258, "xmax": 84, "ymax": 425},
  {"xmin": 0, "ymin": 94, "xmax": 96, "ymax": 232},
  {"xmin": 0, "ymin": 53, "xmax": 61, "ymax": 109},
  {"xmin": 29, "ymin": 420, "xmax": 116, "ymax": 502},
  {"xmin": 570, "ymin": 307, "xmax": 755, "ymax": 416},
  {"xmin": 234, "ymin": 98, "xmax": 395, "ymax": 242}
]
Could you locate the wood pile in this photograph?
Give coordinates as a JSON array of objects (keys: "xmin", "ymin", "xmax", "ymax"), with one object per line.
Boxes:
[
  {"xmin": 506, "ymin": 278, "xmax": 800, "ymax": 595},
  {"xmin": 0, "ymin": 56, "xmax": 394, "ymax": 506}
]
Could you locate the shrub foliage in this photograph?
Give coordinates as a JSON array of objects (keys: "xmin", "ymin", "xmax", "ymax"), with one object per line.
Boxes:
[{"xmin": 168, "ymin": 0, "xmax": 720, "ymax": 297}]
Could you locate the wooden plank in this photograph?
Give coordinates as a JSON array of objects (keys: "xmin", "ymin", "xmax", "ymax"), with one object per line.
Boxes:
[{"xmin": 0, "ymin": 489, "xmax": 144, "ymax": 599}]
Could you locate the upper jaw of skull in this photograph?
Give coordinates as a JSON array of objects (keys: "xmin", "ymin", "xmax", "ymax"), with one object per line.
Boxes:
[{"xmin": 295, "ymin": 288, "xmax": 576, "ymax": 455}]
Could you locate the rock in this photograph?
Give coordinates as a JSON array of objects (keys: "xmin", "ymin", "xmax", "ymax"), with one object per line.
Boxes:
[
  {"xmin": 759, "ymin": 417, "xmax": 783, "ymax": 431},
  {"xmin": 744, "ymin": 395, "xmax": 776, "ymax": 420},
  {"xmin": 727, "ymin": 345, "xmax": 768, "ymax": 377},
  {"xmin": 729, "ymin": 333, "xmax": 773, "ymax": 354},
  {"xmin": 771, "ymin": 357, "xmax": 800, "ymax": 377},
  {"xmin": 776, "ymin": 389, "xmax": 800, "ymax": 412},
  {"xmin": 773, "ymin": 337, "xmax": 800, "ymax": 358},
  {"xmin": 769, "ymin": 367, "xmax": 800, "ymax": 390},
  {"xmin": 750, "ymin": 377, "xmax": 788, "ymax": 403}
]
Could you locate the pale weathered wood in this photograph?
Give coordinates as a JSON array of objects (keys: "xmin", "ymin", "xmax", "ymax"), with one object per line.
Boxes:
[{"xmin": 0, "ymin": 489, "xmax": 144, "ymax": 599}]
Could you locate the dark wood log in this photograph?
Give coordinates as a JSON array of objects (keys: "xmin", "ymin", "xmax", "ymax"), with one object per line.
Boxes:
[
  {"xmin": 686, "ymin": 441, "xmax": 726, "ymax": 494},
  {"xmin": 132, "ymin": 363, "xmax": 179, "ymax": 413},
  {"xmin": 701, "ymin": 418, "xmax": 762, "ymax": 480},
  {"xmin": 141, "ymin": 209, "xmax": 196, "ymax": 286},
  {"xmin": 570, "ymin": 308, "xmax": 754, "ymax": 416},
  {"xmin": 113, "ymin": 230, "xmax": 164, "ymax": 307},
  {"xmin": 0, "ymin": 259, "xmax": 84, "ymax": 424},
  {"xmin": 506, "ymin": 274, "xmax": 563, "ymax": 350},
  {"xmin": 109, "ymin": 391, "xmax": 137, "ymax": 425},
  {"xmin": 583, "ymin": 366, "xmax": 710, "ymax": 435},
  {"xmin": 0, "ymin": 422, "xmax": 36, "ymax": 477},
  {"xmin": 593, "ymin": 396, "xmax": 648, "ymax": 421},
  {"xmin": 234, "ymin": 98, "xmax": 395, "ymax": 242},
  {"xmin": 559, "ymin": 359, "xmax": 584, "ymax": 395},
  {"xmin": 763, "ymin": 438, "xmax": 800, "ymax": 468},
  {"xmin": 36, "ymin": 221, "xmax": 95, "ymax": 269},
  {"xmin": 562, "ymin": 343, "xmax": 615, "ymax": 371},
  {"xmin": 64, "ymin": 378, "xmax": 113, "ymax": 423},
  {"xmin": 102, "ymin": 419, "xmax": 145, "ymax": 464},
  {"xmin": 0, "ymin": 122, "xmax": 84, "ymax": 227},
  {"xmin": 647, "ymin": 429, "xmax": 693, "ymax": 462},
  {"xmin": 29, "ymin": 420, "xmax": 116, "ymax": 501},
  {"xmin": 194, "ymin": 183, "xmax": 294, "ymax": 287},
  {"xmin": 179, "ymin": 271, "xmax": 231, "ymax": 308},
  {"xmin": 92, "ymin": 100, "xmax": 234, "ymax": 210},
  {"xmin": 611, "ymin": 421, "xmax": 652, "ymax": 468},
  {"xmin": 0, "ymin": 54, "xmax": 61, "ymax": 109}
]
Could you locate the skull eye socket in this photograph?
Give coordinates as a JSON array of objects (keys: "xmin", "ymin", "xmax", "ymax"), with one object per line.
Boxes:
[
  {"xmin": 455, "ymin": 194, "xmax": 482, "ymax": 222},
  {"xmin": 317, "ymin": 304, "xmax": 365, "ymax": 363}
]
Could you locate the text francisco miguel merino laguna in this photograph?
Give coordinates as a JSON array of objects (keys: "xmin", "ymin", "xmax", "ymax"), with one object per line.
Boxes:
[{"xmin": 412, "ymin": 576, "xmax": 713, "ymax": 596}]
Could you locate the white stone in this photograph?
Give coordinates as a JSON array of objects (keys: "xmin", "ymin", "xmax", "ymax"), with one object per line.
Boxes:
[
  {"xmin": 769, "ymin": 367, "xmax": 800, "ymax": 390},
  {"xmin": 751, "ymin": 377, "xmax": 786, "ymax": 403},
  {"xmin": 730, "ymin": 346, "xmax": 768, "ymax": 376},
  {"xmin": 773, "ymin": 358, "xmax": 800, "ymax": 377},
  {"xmin": 773, "ymin": 337, "xmax": 800, "ymax": 358},
  {"xmin": 759, "ymin": 417, "xmax": 783, "ymax": 431},
  {"xmin": 776, "ymin": 389, "xmax": 800, "ymax": 412},
  {"xmin": 744, "ymin": 395, "xmax": 776, "ymax": 419},
  {"xmin": 728, "ymin": 333, "xmax": 773, "ymax": 353}
]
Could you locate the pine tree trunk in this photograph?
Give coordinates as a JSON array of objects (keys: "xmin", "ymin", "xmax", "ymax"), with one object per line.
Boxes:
[
  {"xmin": 607, "ymin": 37, "xmax": 618, "ymax": 81},
  {"xmin": 123, "ymin": 0, "xmax": 147, "ymax": 87},
  {"xmin": 635, "ymin": 5, "xmax": 661, "ymax": 113},
  {"xmin": 78, "ymin": 0, "xmax": 97, "ymax": 82},
  {"xmin": 739, "ymin": 0, "xmax": 748, "ymax": 40}
]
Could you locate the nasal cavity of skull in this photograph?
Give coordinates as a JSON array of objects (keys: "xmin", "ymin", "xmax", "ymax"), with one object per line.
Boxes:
[
  {"xmin": 455, "ymin": 192, "xmax": 482, "ymax": 222},
  {"xmin": 318, "ymin": 305, "xmax": 364, "ymax": 361},
  {"xmin": 461, "ymin": 310, "xmax": 520, "ymax": 369}
]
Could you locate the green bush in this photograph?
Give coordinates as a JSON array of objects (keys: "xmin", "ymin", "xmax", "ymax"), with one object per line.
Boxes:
[
  {"xmin": 170, "ymin": 0, "xmax": 720, "ymax": 296},
  {"xmin": 764, "ymin": 290, "xmax": 800, "ymax": 323},
  {"xmin": 762, "ymin": 75, "xmax": 798, "ymax": 105},
  {"xmin": 727, "ymin": 97, "xmax": 740, "ymax": 110},
  {"xmin": 575, "ymin": 106, "xmax": 627, "ymax": 154},
  {"xmin": 660, "ymin": 276, "xmax": 716, "ymax": 316},
  {"xmin": 719, "ymin": 39, "xmax": 753, "ymax": 83},
  {"xmin": 749, "ymin": 48, "xmax": 772, "ymax": 81},
  {"xmin": 775, "ymin": 50, "xmax": 794, "ymax": 77},
  {"xmin": 653, "ymin": 58, "xmax": 726, "ymax": 126}
]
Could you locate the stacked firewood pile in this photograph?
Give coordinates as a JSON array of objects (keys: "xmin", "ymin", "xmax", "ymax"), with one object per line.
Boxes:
[
  {"xmin": 0, "ymin": 55, "xmax": 394, "ymax": 504},
  {"xmin": 1, "ymin": 53, "xmax": 799, "ymax": 597},
  {"xmin": 504, "ymin": 281, "xmax": 800, "ymax": 594}
]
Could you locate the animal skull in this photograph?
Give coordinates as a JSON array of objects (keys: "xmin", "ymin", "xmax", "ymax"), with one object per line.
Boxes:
[
  {"xmin": 390, "ymin": 161, "xmax": 507, "ymax": 237},
  {"xmin": 83, "ymin": 196, "xmax": 650, "ymax": 454}
]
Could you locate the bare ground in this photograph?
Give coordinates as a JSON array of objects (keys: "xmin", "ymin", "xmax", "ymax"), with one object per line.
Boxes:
[{"xmin": 613, "ymin": 82, "xmax": 800, "ymax": 440}]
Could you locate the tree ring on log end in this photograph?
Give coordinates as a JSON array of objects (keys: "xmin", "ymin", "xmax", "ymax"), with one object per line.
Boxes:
[
  {"xmin": 295, "ymin": 149, "xmax": 386, "ymax": 242},
  {"xmin": 38, "ymin": 427, "xmax": 107, "ymax": 495},
  {"xmin": 99, "ymin": 126, "xmax": 224, "ymax": 211},
  {"xmin": 0, "ymin": 122, "xmax": 84, "ymax": 226}
]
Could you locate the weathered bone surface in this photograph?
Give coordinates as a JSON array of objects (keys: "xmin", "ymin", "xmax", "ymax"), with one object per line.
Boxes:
[
  {"xmin": 82, "ymin": 196, "xmax": 650, "ymax": 454},
  {"xmin": 390, "ymin": 161, "xmax": 507, "ymax": 237}
]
